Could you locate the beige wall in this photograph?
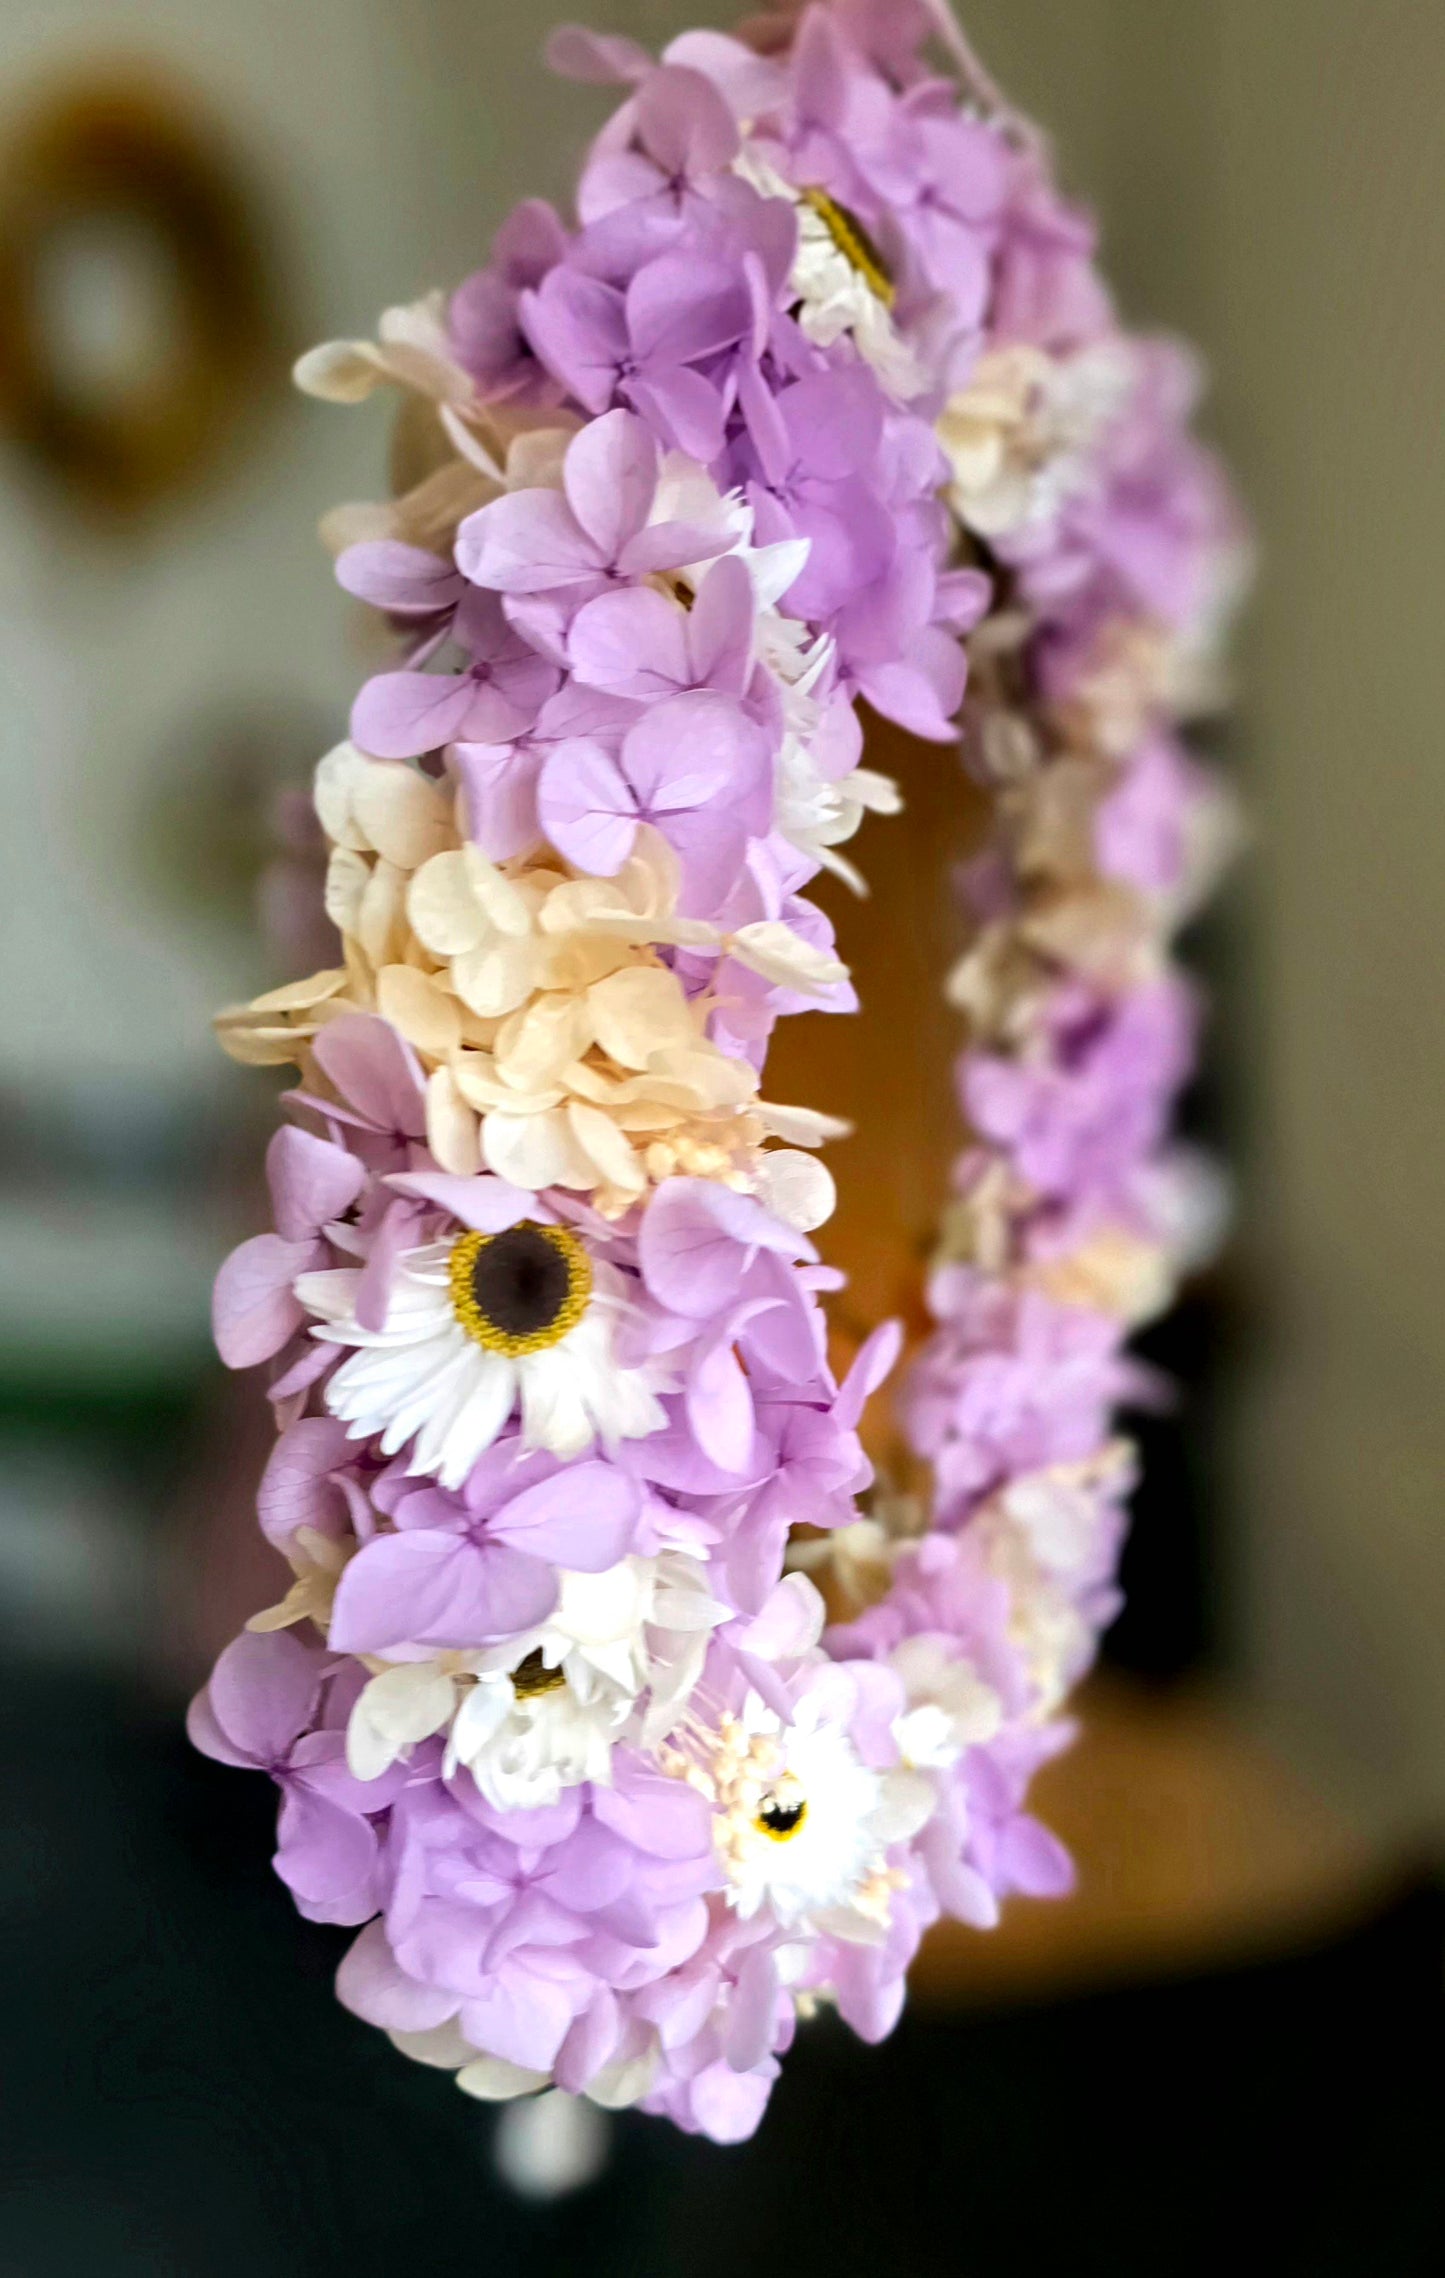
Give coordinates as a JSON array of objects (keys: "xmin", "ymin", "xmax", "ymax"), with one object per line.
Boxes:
[
  {"xmin": 1005, "ymin": 0, "xmax": 1445, "ymax": 1839},
  {"xmin": 1208, "ymin": 4, "xmax": 1445, "ymax": 1837}
]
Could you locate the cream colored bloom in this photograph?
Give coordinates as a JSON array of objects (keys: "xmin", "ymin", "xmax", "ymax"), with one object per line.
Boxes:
[
  {"xmin": 972, "ymin": 1446, "xmax": 1133, "ymax": 1716},
  {"xmin": 1024, "ymin": 1223, "xmax": 1178, "ymax": 1326},
  {"xmin": 246, "ymin": 1526, "xmax": 354, "ymax": 1636},
  {"xmin": 296, "ymin": 290, "xmax": 581, "ymax": 562},
  {"xmin": 219, "ymin": 747, "xmax": 849, "ymax": 1217},
  {"xmin": 940, "ymin": 342, "xmax": 1132, "ymax": 541},
  {"xmin": 890, "ymin": 1637, "xmax": 1004, "ymax": 1764}
]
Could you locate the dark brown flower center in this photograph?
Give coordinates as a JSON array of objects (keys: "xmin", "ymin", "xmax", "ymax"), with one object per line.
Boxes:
[
  {"xmin": 447, "ymin": 1221, "xmax": 592, "ymax": 1357},
  {"xmin": 511, "ymin": 1648, "xmax": 567, "ymax": 1701},
  {"xmin": 755, "ymin": 1793, "xmax": 808, "ymax": 1842}
]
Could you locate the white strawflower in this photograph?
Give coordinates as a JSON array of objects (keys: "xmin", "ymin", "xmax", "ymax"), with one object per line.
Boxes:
[{"xmin": 298, "ymin": 1223, "xmax": 667, "ymax": 1487}]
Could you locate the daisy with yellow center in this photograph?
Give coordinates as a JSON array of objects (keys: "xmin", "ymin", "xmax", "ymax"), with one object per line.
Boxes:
[
  {"xmin": 667, "ymin": 1690, "xmax": 924, "ymax": 1937},
  {"xmin": 446, "ymin": 1223, "xmax": 592, "ymax": 1357},
  {"xmin": 296, "ymin": 1220, "xmax": 668, "ymax": 1487},
  {"xmin": 344, "ymin": 1553, "xmax": 729, "ymax": 1809}
]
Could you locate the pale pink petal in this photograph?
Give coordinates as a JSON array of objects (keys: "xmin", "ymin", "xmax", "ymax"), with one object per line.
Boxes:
[
  {"xmin": 536, "ymin": 736, "xmax": 639, "ymax": 875},
  {"xmin": 456, "ymin": 489, "xmax": 600, "ymax": 594},
  {"xmin": 256, "ymin": 1415, "xmax": 356, "ymax": 1547},
  {"xmin": 312, "ymin": 1013, "xmax": 428, "ymax": 1138},
  {"xmin": 637, "ymin": 64, "xmax": 739, "ymax": 177},
  {"xmin": 626, "ymin": 366, "xmax": 726, "ymax": 464},
  {"xmin": 567, "ymin": 585, "xmax": 690, "ymax": 698},
  {"xmin": 490, "ymin": 1460, "xmax": 640, "ymax": 1569},
  {"xmin": 561, "ymin": 407, "xmax": 657, "ymax": 558},
  {"xmin": 213, "ymin": 1233, "xmax": 322, "ymax": 1369}
]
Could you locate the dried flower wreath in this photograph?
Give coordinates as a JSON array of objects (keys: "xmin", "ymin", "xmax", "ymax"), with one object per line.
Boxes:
[{"xmin": 194, "ymin": 0, "xmax": 1246, "ymax": 2144}]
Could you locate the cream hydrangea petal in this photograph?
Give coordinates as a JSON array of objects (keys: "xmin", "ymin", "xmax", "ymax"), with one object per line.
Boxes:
[
  {"xmin": 647, "ymin": 1046, "xmax": 756, "ymax": 1110},
  {"xmin": 314, "ymin": 742, "xmax": 373, "ymax": 849},
  {"xmin": 494, "ymin": 992, "xmax": 593, "ymax": 1090},
  {"xmin": 451, "ymin": 936, "xmax": 541, "ymax": 1019},
  {"xmin": 425, "ymin": 1066, "xmax": 482, "ymax": 1174},
  {"xmin": 470, "ymin": 849, "xmax": 537, "ymax": 937},
  {"xmin": 542, "ymin": 830, "xmax": 717, "ymax": 946},
  {"xmin": 216, "ymin": 1015, "xmax": 326, "ymax": 1069},
  {"xmin": 408, "ymin": 850, "xmax": 490, "ymax": 957},
  {"xmin": 293, "ymin": 339, "xmax": 393, "ymax": 404},
  {"xmin": 565, "ymin": 1099, "xmax": 645, "ymax": 1196},
  {"xmin": 586, "ymin": 966, "xmax": 696, "ymax": 1069},
  {"xmin": 752, "ymin": 1149, "xmax": 837, "ymax": 1233},
  {"xmin": 378, "ymin": 965, "xmax": 463, "ymax": 1056},
  {"xmin": 585, "ymin": 2047, "xmax": 659, "ymax": 2110},
  {"xmin": 389, "ymin": 2022, "xmax": 484, "ymax": 2071},
  {"xmin": 325, "ymin": 846, "xmax": 372, "ymax": 939},
  {"xmin": 456, "ymin": 2057, "xmax": 552, "ymax": 2103},
  {"xmin": 352, "ymin": 760, "xmax": 455, "ymax": 869},
  {"xmin": 356, "ymin": 861, "xmax": 410, "ymax": 967},
  {"xmin": 214, "ymin": 965, "xmax": 348, "ymax": 1070},
  {"xmin": 452, "ymin": 1055, "xmax": 564, "ymax": 1113},
  {"xmin": 504, "ymin": 426, "xmax": 576, "ymax": 490},
  {"xmin": 755, "ymin": 1100, "xmax": 852, "ymax": 1145},
  {"xmin": 483, "ymin": 1106, "xmax": 594, "ymax": 1190},
  {"xmin": 728, "ymin": 922, "xmax": 849, "ymax": 993},
  {"xmin": 347, "ymin": 1663, "xmax": 457, "ymax": 1779},
  {"xmin": 297, "ymin": 304, "xmax": 460, "ymax": 412},
  {"xmin": 871, "ymin": 1769, "xmax": 938, "ymax": 1845}
]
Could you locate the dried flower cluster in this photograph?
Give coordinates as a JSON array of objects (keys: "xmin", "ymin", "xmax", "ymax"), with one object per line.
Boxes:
[{"xmin": 193, "ymin": 0, "xmax": 1243, "ymax": 2145}]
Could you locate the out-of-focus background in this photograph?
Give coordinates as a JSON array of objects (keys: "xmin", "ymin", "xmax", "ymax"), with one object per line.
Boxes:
[{"xmin": 2, "ymin": 2, "xmax": 1443, "ymax": 2270}]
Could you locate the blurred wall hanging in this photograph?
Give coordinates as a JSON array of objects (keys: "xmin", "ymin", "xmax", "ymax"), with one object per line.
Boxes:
[
  {"xmin": 187, "ymin": 0, "xmax": 1249, "ymax": 2159},
  {"xmin": 0, "ymin": 66, "xmax": 285, "ymax": 517}
]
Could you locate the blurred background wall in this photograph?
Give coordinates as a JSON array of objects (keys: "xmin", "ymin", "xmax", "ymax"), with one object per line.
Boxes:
[{"xmin": 0, "ymin": 0, "xmax": 1442, "ymax": 1863}]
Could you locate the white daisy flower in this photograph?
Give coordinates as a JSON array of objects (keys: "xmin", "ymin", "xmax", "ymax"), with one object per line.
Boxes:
[
  {"xmin": 452, "ymin": 1551, "xmax": 727, "ymax": 1806},
  {"xmin": 446, "ymin": 1648, "xmax": 625, "ymax": 1808},
  {"xmin": 297, "ymin": 1222, "xmax": 667, "ymax": 1487},
  {"xmin": 345, "ymin": 1553, "xmax": 728, "ymax": 1810},
  {"xmin": 695, "ymin": 1687, "xmax": 930, "ymax": 1940}
]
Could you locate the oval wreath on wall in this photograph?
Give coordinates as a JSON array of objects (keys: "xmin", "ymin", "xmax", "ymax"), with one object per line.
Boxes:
[{"xmin": 0, "ymin": 67, "xmax": 283, "ymax": 516}]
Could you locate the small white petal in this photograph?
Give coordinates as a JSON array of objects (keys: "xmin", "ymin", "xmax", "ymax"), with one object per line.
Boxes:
[
  {"xmin": 728, "ymin": 923, "xmax": 849, "ymax": 994},
  {"xmin": 752, "ymin": 1150, "xmax": 836, "ymax": 1232}
]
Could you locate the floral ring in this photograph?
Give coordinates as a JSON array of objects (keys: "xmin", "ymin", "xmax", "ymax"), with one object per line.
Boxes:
[{"xmin": 196, "ymin": 0, "xmax": 1244, "ymax": 2148}]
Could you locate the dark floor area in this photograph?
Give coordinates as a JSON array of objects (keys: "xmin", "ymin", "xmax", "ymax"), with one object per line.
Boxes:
[{"xmin": 3, "ymin": 1669, "xmax": 1442, "ymax": 2278}]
